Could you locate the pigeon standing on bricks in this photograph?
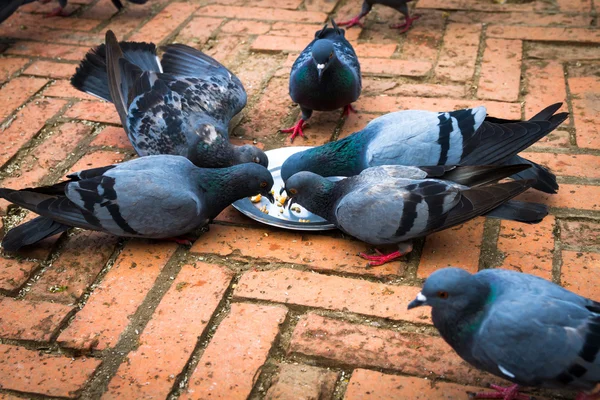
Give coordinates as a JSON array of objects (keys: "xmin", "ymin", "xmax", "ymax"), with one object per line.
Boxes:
[
  {"xmin": 0, "ymin": 155, "xmax": 274, "ymax": 251},
  {"xmin": 408, "ymin": 267, "xmax": 600, "ymax": 400},
  {"xmin": 284, "ymin": 164, "xmax": 547, "ymax": 265},
  {"xmin": 71, "ymin": 30, "xmax": 268, "ymax": 169},
  {"xmin": 280, "ymin": 104, "xmax": 567, "ymax": 194},
  {"xmin": 282, "ymin": 19, "xmax": 361, "ymax": 142},
  {"xmin": 337, "ymin": 0, "xmax": 420, "ymax": 34}
]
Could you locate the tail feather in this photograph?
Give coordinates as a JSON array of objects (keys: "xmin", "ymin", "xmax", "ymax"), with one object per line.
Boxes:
[
  {"xmin": 435, "ymin": 164, "xmax": 531, "ymax": 187},
  {"xmin": 71, "ymin": 39, "xmax": 159, "ymax": 103},
  {"xmin": 2, "ymin": 217, "xmax": 69, "ymax": 252},
  {"xmin": 485, "ymin": 200, "xmax": 548, "ymax": 223},
  {"xmin": 503, "ymin": 154, "xmax": 558, "ymax": 194}
]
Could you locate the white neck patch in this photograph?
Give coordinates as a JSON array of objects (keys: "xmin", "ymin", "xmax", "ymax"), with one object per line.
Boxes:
[{"xmin": 317, "ymin": 64, "xmax": 325, "ymax": 70}]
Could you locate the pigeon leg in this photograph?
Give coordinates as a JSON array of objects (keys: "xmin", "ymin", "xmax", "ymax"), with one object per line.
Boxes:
[
  {"xmin": 163, "ymin": 236, "xmax": 194, "ymax": 246},
  {"xmin": 342, "ymin": 104, "xmax": 357, "ymax": 117},
  {"xmin": 473, "ymin": 384, "xmax": 532, "ymax": 400},
  {"xmin": 280, "ymin": 119, "xmax": 306, "ymax": 143},
  {"xmin": 45, "ymin": 6, "xmax": 70, "ymax": 17},
  {"xmin": 390, "ymin": 15, "xmax": 420, "ymax": 33},
  {"xmin": 338, "ymin": 1, "xmax": 372, "ymax": 28},
  {"xmin": 359, "ymin": 242, "xmax": 413, "ymax": 266}
]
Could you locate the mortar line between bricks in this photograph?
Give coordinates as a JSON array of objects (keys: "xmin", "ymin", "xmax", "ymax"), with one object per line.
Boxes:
[
  {"xmin": 79, "ymin": 245, "xmax": 188, "ymax": 399},
  {"xmin": 551, "ymin": 218, "xmax": 564, "ymax": 285},
  {"xmin": 0, "ymin": 387, "xmax": 63, "ymax": 400},
  {"xmin": 0, "ymin": 79, "xmax": 56, "ymax": 131},
  {"xmin": 470, "ymin": 22, "xmax": 488, "ymax": 101},
  {"xmin": 166, "ymin": 269, "xmax": 242, "ymax": 400},
  {"xmin": 562, "ymin": 63, "xmax": 578, "ymax": 147}
]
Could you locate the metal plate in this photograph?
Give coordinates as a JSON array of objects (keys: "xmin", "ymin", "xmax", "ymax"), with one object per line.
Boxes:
[{"xmin": 232, "ymin": 146, "xmax": 340, "ymax": 231}]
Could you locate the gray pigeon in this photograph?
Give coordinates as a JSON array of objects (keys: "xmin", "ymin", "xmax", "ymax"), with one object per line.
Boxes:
[
  {"xmin": 282, "ymin": 19, "xmax": 361, "ymax": 142},
  {"xmin": 71, "ymin": 30, "xmax": 268, "ymax": 169},
  {"xmin": 0, "ymin": 0, "xmax": 35, "ymax": 22},
  {"xmin": 0, "ymin": 155, "xmax": 274, "ymax": 251},
  {"xmin": 283, "ymin": 164, "xmax": 547, "ymax": 265},
  {"xmin": 408, "ymin": 267, "xmax": 600, "ymax": 400},
  {"xmin": 338, "ymin": 0, "xmax": 419, "ymax": 34},
  {"xmin": 280, "ymin": 104, "xmax": 568, "ymax": 194}
]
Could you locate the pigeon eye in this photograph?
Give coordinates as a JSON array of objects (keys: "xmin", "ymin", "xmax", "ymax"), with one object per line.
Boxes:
[
  {"xmin": 260, "ymin": 182, "xmax": 268, "ymax": 188},
  {"xmin": 437, "ymin": 291, "xmax": 449, "ymax": 299},
  {"xmin": 253, "ymin": 157, "xmax": 260, "ymax": 163},
  {"xmin": 289, "ymin": 188, "xmax": 298, "ymax": 195}
]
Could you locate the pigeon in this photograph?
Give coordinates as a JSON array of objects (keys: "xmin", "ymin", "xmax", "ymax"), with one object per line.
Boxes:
[
  {"xmin": 282, "ymin": 19, "xmax": 361, "ymax": 142},
  {"xmin": 0, "ymin": 155, "xmax": 274, "ymax": 251},
  {"xmin": 71, "ymin": 30, "xmax": 268, "ymax": 169},
  {"xmin": 337, "ymin": 0, "xmax": 419, "ymax": 34},
  {"xmin": 280, "ymin": 103, "xmax": 568, "ymax": 194},
  {"xmin": 408, "ymin": 267, "xmax": 600, "ymax": 400},
  {"xmin": 0, "ymin": 0, "xmax": 35, "ymax": 22},
  {"xmin": 283, "ymin": 164, "xmax": 547, "ymax": 265},
  {"xmin": 34, "ymin": 0, "xmax": 147, "ymax": 18}
]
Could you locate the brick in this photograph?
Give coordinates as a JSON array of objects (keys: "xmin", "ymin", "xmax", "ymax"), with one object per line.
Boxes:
[
  {"xmin": 401, "ymin": 12, "xmax": 445, "ymax": 64},
  {"xmin": 269, "ymin": 22, "xmax": 322, "ymax": 38},
  {"xmin": 255, "ymin": 0, "xmax": 302, "ymax": 9},
  {"xmin": 6, "ymin": 42, "xmax": 90, "ymax": 61},
  {"xmin": 527, "ymin": 43, "xmax": 600, "ymax": 62},
  {"xmin": 304, "ymin": 0, "xmax": 339, "ymax": 13},
  {"xmin": 436, "ymin": 23, "xmax": 482, "ymax": 82},
  {"xmin": 130, "ymin": 3, "xmax": 200, "ymax": 43},
  {"xmin": 68, "ymin": 150, "xmax": 126, "ymax": 175},
  {"xmin": 251, "ymin": 35, "xmax": 309, "ymax": 53},
  {"xmin": 64, "ymin": 101, "xmax": 121, "ymax": 124},
  {"xmin": 221, "ymin": 20, "xmax": 271, "ymax": 35},
  {"xmin": 386, "ymin": 83, "xmax": 466, "ymax": 98},
  {"xmin": 357, "ymin": 96, "xmax": 521, "ymax": 119},
  {"xmin": 557, "ymin": 0, "xmax": 591, "ymax": 12},
  {"xmin": 1, "ymin": 122, "xmax": 91, "ymax": 190},
  {"xmin": 214, "ymin": 205, "xmax": 261, "ymax": 225},
  {"xmin": 418, "ymin": 218, "xmax": 484, "ymax": 278},
  {"xmin": 561, "ymin": 251, "xmax": 600, "ymax": 301},
  {"xmin": 524, "ymin": 61, "xmax": 567, "ymax": 120},
  {"xmin": 239, "ymin": 77, "xmax": 292, "ymax": 137},
  {"xmin": 105, "ymin": 262, "xmax": 232, "ymax": 399},
  {"xmin": 0, "ymin": 98, "xmax": 67, "ymax": 167},
  {"xmin": 0, "ymin": 57, "xmax": 28, "ymax": 84},
  {"xmin": 199, "ymin": 5, "xmax": 327, "ymax": 23},
  {"xmin": 521, "ymin": 152, "xmax": 600, "ymax": 179},
  {"xmin": 0, "ymin": 297, "xmax": 72, "ymax": 341},
  {"xmin": 361, "ymin": 58, "xmax": 432, "ymax": 77},
  {"xmin": 0, "ymin": 344, "xmax": 101, "ymax": 398},
  {"xmin": 43, "ymin": 80, "xmax": 99, "ymax": 101},
  {"xmin": 417, "ymin": 0, "xmax": 545, "ymax": 11},
  {"xmin": 559, "ymin": 220, "xmax": 600, "ymax": 249},
  {"xmin": 80, "ymin": 0, "xmax": 119, "ymax": 19},
  {"xmin": 234, "ymin": 268, "xmax": 431, "ymax": 323},
  {"xmin": 339, "ymin": 112, "xmax": 379, "ymax": 139},
  {"xmin": 361, "ymin": 78, "xmax": 398, "ymax": 95},
  {"xmin": 0, "ymin": 76, "xmax": 47, "ymax": 122},
  {"xmin": 345, "ymin": 369, "xmax": 486, "ymax": 399},
  {"xmin": 181, "ymin": 303, "xmax": 288, "ymax": 400},
  {"xmin": 477, "ymin": 39, "xmax": 522, "ymax": 102},
  {"xmin": 449, "ymin": 11, "xmax": 591, "ymax": 27},
  {"xmin": 102, "ymin": 7, "xmax": 148, "ymax": 38},
  {"xmin": 569, "ymin": 76, "xmax": 600, "ymax": 150},
  {"xmin": 203, "ymin": 34, "xmax": 246, "ymax": 67},
  {"xmin": 516, "ymin": 184, "xmax": 600, "ymax": 211},
  {"xmin": 289, "ymin": 314, "xmax": 494, "ymax": 385},
  {"xmin": 498, "ymin": 215, "xmax": 555, "ymax": 280},
  {"xmin": 23, "ymin": 60, "xmax": 78, "ymax": 79},
  {"xmin": 487, "ymin": 26, "xmax": 600, "ymax": 44},
  {"xmin": 265, "ymin": 364, "xmax": 338, "ymax": 400},
  {"xmin": 91, "ymin": 126, "xmax": 134, "ymax": 150},
  {"xmin": 353, "ymin": 43, "xmax": 397, "ymax": 58},
  {"xmin": 0, "ymin": 257, "xmax": 38, "ymax": 293},
  {"xmin": 57, "ymin": 241, "xmax": 177, "ymax": 350},
  {"xmin": 231, "ymin": 53, "xmax": 281, "ymax": 99},
  {"xmin": 192, "ymin": 224, "xmax": 406, "ymax": 277},
  {"xmin": 28, "ymin": 231, "xmax": 118, "ymax": 303},
  {"xmin": 175, "ymin": 17, "xmax": 224, "ymax": 47}
]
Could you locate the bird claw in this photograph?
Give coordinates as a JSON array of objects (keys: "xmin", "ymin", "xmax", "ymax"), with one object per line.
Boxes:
[
  {"xmin": 390, "ymin": 15, "xmax": 420, "ymax": 33},
  {"xmin": 337, "ymin": 16, "xmax": 364, "ymax": 29},
  {"xmin": 359, "ymin": 250, "xmax": 404, "ymax": 266},
  {"xmin": 280, "ymin": 120, "xmax": 306, "ymax": 143},
  {"xmin": 473, "ymin": 384, "xmax": 532, "ymax": 400},
  {"xmin": 164, "ymin": 236, "xmax": 194, "ymax": 246},
  {"xmin": 45, "ymin": 6, "xmax": 70, "ymax": 17},
  {"xmin": 342, "ymin": 104, "xmax": 357, "ymax": 118}
]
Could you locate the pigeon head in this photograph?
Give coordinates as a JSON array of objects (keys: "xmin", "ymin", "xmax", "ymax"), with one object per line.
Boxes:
[
  {"xmin": 408, "ymin": 267, "xmax": 490, "ymax": 313},
  {"xmin": 283, "ymin": 171, "xmax": 335, "ymax": 217},
  {"xmin": 233, "ymin": 144, "xmax": 269, "ymax": 168},
  {"xmin": 240, "ymin": 163, "xmax": 275, "ymax": 203},
  {"xmin": 311, "ymin": 39, "xmax": 336, "ymax": 82}
]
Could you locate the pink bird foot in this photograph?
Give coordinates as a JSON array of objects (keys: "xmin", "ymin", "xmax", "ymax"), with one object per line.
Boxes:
[
  {"xmin": 280, "ymin": 119, "xmax": 306, "ymax": 143},
  {"xmin": 337, "ymin": 16, "xmax": 364, "ymax": 29},
  {"xmin": 45, "ymin": 6, "xmax": 70, "ymax": 17},
  {"xmin": 359, "ymin": 243, "xmax": 413, "ymax": 266},
  {"xmin": 164, "ymin": 236, "xmax": 194, "ymax": 246},
  {"xmin": 473, "ymin": 384, "xmax": 532, "ymax": 400},
  {"xmin": 390, "ymin": 15, "xmax": 420, "ymax": 34},
  {"xmin": 576, "ymin": 392, "xmax": 600, "ymax": 400},
  {"xmin": 342, "ymin": 104, "xmax": 357, "ymax": 117}
]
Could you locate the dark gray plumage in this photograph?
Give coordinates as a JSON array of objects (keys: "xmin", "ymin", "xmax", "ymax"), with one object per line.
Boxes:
[
  {"xmin": 338, "ymin": 0, "xmax": 419, "ymax": 33},
  {"xmin": 0, "ymin": 0, "xmax": 35, "ymax": 23},
  {"xmin": 284, "ymin": 164, "xmax": 547, "ymax": 266},
  {"xmin": 282, "ymin": 19, "xmax": 361, "ymax": 142},
  {"xmin": 408, "ymin": 267, "xmax": 600, "ymax": 400},
  {"xmin": 0, "ymin": 155, "xmax": 274, "ymax": 251},
  {"xmin": 280, "ymin": 104, "xmax": 568, "ymax": 194},
  {"xmin": 71, "ymin": 30, "xmax": 268, "ymax": 169}
]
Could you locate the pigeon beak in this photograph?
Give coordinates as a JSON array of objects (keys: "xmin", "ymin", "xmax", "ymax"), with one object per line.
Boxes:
[
  {"xmin": 317, "ymin": 64, "xmax": 325, "ymax": 82},
  {"xmin": 407, "ymin": 292, "xmax": 427, "ymax": 310},
  {"xmin": 264, "ymin": 192, "xmax": 275, "ymax": 204},
  {"xmin": 283, "ymin": 196, "xmax": 296, "ymax": 209},
  {"xmin": 279, "ymin": 187, "xmax": 286, "ymax": 196}
]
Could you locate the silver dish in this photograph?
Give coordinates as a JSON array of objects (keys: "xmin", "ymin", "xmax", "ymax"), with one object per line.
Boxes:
[{"xmin": 232, "ymin": 146, "xmax": 340, "ymax": 231}]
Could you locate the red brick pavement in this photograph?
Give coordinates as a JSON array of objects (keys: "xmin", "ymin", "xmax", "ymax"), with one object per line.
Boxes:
[{"xmin": 0, "ymin": 0, "xmax": 598, "ymax": 398}]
